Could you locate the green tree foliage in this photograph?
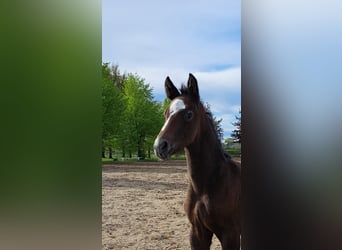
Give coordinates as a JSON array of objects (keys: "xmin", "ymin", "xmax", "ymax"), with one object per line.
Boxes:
[
  {"xmin": 231, "ymin": 110, "xmax": 241, "ymax": 143},
  {"xmin": 102, "ymin": 63, "xmax": 126, "ymax": 157},
  {"xmin": 101, "ymin": 63, "xmax": 164, "ymax": 159},
  {"xmin": 122, "ymin": 74, "xmax": 163, "ymax": 159},
  {"xmin": 162, "ymin": 98, "xmax": 170, "ymax": 111},
  {"xmin": 110, "ymin": 64, "xmax": 126, "ymax": 90},
  {"xmin": 223, "ymin": 138, "xmax": 234, "ymax": 151}
]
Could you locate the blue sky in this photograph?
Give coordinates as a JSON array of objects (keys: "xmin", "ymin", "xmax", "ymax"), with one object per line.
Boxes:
[{"xmin": 102, "ymin": 0, "xmax": 241, "ymax": 138}]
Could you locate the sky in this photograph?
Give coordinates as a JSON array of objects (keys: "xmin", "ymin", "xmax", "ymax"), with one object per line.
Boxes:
[{"xmin": 102, "ymin": 0, "xmax": 241, "ymax": 138}]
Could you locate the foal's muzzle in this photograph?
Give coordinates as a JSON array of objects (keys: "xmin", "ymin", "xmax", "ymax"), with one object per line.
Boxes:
[{"xmin": 154, "ymin": 137, "xmax": 173, "ymax": 159}]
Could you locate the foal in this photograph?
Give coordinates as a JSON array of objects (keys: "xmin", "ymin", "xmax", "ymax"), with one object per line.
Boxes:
[{"xmin": 154, "ymin": 74, "xmax": 241, "ymax": 250}]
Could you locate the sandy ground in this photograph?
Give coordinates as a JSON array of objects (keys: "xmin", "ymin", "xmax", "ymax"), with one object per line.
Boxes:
[{"xmin": 102, "ymin": 160, "xmax": 223, "ymax": 250}]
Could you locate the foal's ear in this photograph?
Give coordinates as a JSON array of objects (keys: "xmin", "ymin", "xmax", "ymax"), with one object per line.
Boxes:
[
  {"xmin": 187, "ymin": 73, "xmax": 200, "ymax": 102},
  {"xmin": 165, "ymin": 76, "xmax": 180, "ymax": 100}
]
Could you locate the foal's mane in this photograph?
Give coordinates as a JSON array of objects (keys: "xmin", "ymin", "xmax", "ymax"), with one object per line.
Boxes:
[{"xmin": 179, "ymin": 84, "xmax": 230, "ymax": 160}]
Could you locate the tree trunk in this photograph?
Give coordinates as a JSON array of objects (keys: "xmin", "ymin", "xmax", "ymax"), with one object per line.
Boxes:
[
  {"xmin": 109, "ymin": 147, "xmax": 113, "ymax": 159},
  {"xmin": 137, "ymin": 145, "xmax": 145, "ymax": 160},
  {"xmin": 137, "ymin": 134, "xmax": 145, "ymax": 160},
  {"xmin": 121, "ymin": 144, "xmax": 126, "ymax": 158},
  {"xmin": 102, "ymin": 147, "xmax": 106, "ymax": 158},
  {"xmin": 137, "ymin": 144, "xmax": 142, "ymax": 159}
]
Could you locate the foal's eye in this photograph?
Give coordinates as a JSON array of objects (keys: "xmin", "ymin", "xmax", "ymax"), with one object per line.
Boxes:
[{"xmin": 184, "ymin": 110, "xmax": 194, "ymax": 121}]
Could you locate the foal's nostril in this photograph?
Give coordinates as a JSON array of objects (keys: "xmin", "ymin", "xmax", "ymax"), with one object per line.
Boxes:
[
  {"xmin": 160, "ymin": 140, "xmax": 168, "ymax": 151},
  {"xmin": 154, "ymin": 138, "xmax": 170, "ymax": 159}
]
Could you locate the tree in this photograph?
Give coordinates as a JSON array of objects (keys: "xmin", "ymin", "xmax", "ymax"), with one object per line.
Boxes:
[
  {"xmin": 102, "ymin": 63, "xmax": 126, "ymax": 158},
  {"xmin": 223, "ymin": 138, "xmax": 234, "ymax": 151},
  {"xmin": 231, "ymin": 110, "xmax": 241, "ymax": 143},
  {"xmin": 101, "ymin": 63, "xmax": 165, "ymax": 159},
  {"xmin": 162, "ymin": 98, "xmax": 170, "ymax": 111},
  {"xmin": 122, "ymin": 74, "xmax": 163, "ymax": 159},
  {"xmin": 110, "ymin": 64, "xmax": 126, "ymax": 90},
  {"xmin": 145, "ymin": 101, "xmax": 164, "ymax": 158}
]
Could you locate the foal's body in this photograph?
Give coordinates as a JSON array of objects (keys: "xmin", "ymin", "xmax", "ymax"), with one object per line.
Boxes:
[
  {"xmin": 184, "ymin": 122, "xmax": 241, "ymax": 250},
  {"xmin": 154, "ymin": 74, "xmax": 241, "ymax": 250},
  {"xmin": 184, "ymin": 145, "xmax": 241, "ymax": 250}
]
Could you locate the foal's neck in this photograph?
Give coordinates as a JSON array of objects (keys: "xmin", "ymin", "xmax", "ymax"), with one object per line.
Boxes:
[{"xmin": 184, "ymin": 115, "xmax": 225, "ymax": 193}]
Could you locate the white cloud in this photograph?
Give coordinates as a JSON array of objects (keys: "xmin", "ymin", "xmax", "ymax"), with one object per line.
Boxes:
[
  {"xmin": 194, "ymin": 67, "xmax": 241, "ymax": 92},
  {"xmin": 103, "ymin": 0, "xmax": 240, "ymax": 70},
  {"xmin": 103, "ymin": 0, "xmax": 240, "ymax": 138}
]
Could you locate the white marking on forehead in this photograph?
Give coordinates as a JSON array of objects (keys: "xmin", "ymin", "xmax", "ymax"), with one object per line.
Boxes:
[
  {"xmin": 161, "ymin": 99, "xmax": 186, "ymax": 131},
  {"xmin": 169, "ymin": 99, "xmax": 186, "ymax": 116}
]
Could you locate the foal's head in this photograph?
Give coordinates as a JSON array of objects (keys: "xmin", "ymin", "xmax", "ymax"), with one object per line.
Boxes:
[{"xmin": 154, "ymin": 73, "xmax": 206, "ymax": 159}]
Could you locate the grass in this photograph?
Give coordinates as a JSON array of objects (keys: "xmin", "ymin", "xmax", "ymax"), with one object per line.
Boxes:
[
  {"xmin": 226, "ymin": 147, "xmax": 241, "ymax": 158},
  {"xmin": 102, "ymin": 153, "xmax": 186, "ymax": 163},
  {"xmin": 102, "ymin": 147, "xmax": 241, "ymax": 163}
]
